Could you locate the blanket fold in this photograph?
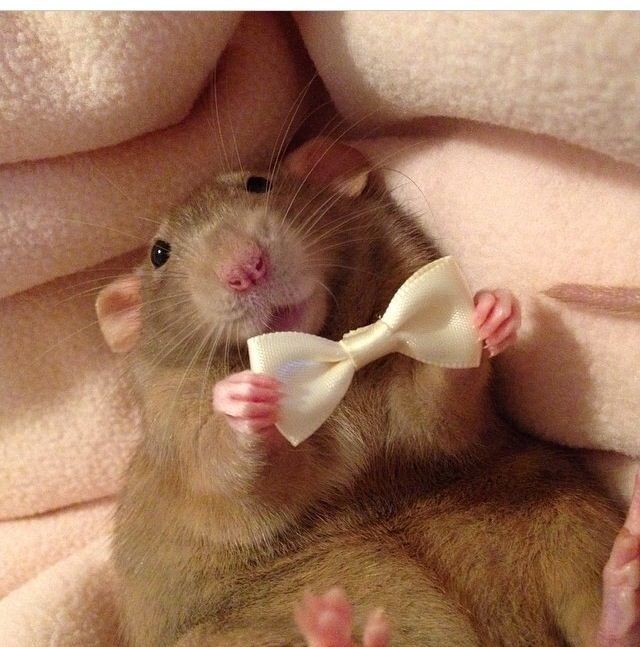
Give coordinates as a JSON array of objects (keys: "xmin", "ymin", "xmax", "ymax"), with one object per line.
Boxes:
[
  {"xmin": 0, "ymin": 499, "xmax": 114, "ymax": 597},
  {"xmin": 0, "ymin": 538, "xmax": 118, "ymax": 647},
  {"xmin": 295, "ymin": 11, "xmax": 640, "ymax": 167},
  {"xmin": 0, "ymin": 11, "xmax": 241, "ymax": 164}
]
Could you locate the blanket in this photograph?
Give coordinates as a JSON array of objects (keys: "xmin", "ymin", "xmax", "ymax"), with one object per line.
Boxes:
[{"xmin": 2, "ymin": 10, "xmax": 638, "ymax": 644}]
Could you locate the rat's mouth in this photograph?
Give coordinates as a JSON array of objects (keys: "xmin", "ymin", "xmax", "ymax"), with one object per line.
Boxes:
[{"xmin": 266, "ymin": 298, "xmax": 310, "ymax": 332}]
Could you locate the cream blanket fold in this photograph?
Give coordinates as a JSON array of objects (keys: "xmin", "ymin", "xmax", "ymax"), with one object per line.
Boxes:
[
  {"xmin": 0, "ymin": 11, "xmax": 241, "ymax": 165},
  {"xmin": 0, "ymin": 538, "xmax": 119, "ymax": 647},
  {"xmin": 295, "ymin": 11, "xmax": 640, "ymax": 166}
]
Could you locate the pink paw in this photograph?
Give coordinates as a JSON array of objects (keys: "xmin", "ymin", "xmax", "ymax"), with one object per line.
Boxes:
[
  {"xmin": 473, "ymin": 289, "xmax": 521, "ymax": 357},
  {"xmin": 212, "ymin": 370, "xmax": 282, "ymax": 435},
  {"xmin": 596, "ymin": 471, "xmax": 640, "ymax": 646},
  {"xmin": 294, "ymin": 587, "xmax": 390, "ymax": 647}
]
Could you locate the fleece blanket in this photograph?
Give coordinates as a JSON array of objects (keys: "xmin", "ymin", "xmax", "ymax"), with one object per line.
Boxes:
[{"xmin": 2, "ymin": 10, "xmax": 639, "ymax": 645}]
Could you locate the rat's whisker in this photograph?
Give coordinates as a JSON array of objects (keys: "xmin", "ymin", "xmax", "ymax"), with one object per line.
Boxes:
[
  {"xmin": 277, "ymin": 107, "xmax": 381, "ymax": 235},
  {"xmin": 299, "ymin": 208, "xmax": 380, "ymax": 250},
  {"xmin": 49, "ymin": 216, "xmax": 149, "ymax": 242},
  {"xmin": 267, "ymin": 74, "xmax": 320, "ymax": 240},
  {"xmin": 312, "ymin": 278, "xmax": 339, "ymax": 309},
  {"xmin": 165, "ymin": 320, "xmax": 214, "ymax": 434},
  {"xmin": 197, "ymin": 325, "xmax": 225, "ymax": 428},
  {"xmin": 208, "ymin": 66, "xmax": 232, "ymax": 176},
  {"xmin": 234, "ymin": 321, "xmax": 244, "ymax": 371},
  {"xmin": 304, "ymin": 262, "xmax": 383, "ymax": 281},
  {"xmin": 88, "ymin": 160, "xmax": 163, "ymax": 226},
  {"xmin": 292, "ymin": 190, "xmax": 344, "ymax": 243}
]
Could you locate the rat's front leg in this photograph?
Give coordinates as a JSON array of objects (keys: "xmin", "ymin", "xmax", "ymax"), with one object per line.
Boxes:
[
  {"xmin": 141, "ymin": 364, "xmax": 288, "ymax": 503},
  {"xmin": 177, "ymin": 368, "xmax": 291, "ymax": 498},
  {"xmin": 386, "ymin": 288, "xmax": 521, "ymax": 458},
  {"xmin": 208, "ymin": 369, "xmax": 331, "ymax": 513}
]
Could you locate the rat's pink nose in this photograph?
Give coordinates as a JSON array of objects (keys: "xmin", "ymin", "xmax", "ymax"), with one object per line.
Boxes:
[{"xmin": 219, "ymin": 247, "xmax": 268, "ymax": 292}]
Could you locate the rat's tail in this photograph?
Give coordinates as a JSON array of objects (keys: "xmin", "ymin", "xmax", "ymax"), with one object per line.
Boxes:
[{"xmin": 544, "ymin": 283, "xmax": 640, "ymax": 319}]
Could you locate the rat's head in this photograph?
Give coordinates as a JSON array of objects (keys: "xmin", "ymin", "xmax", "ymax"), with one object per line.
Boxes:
[{"xmin": 96, "ymin": 139, "xmax": 371, "ymax": 362}]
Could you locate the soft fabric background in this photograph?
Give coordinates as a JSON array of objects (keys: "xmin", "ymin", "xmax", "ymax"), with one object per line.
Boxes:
[
  {"xmin": 295, "ymin": 11, "xmax": 640, "ymax": 165},
  {"xmin": 0, "ymin": 12, "xmax": 241, "ymax": 164},
  {"xmin": 1, "ymin": 10, "xmax": 638, "ymax": 644}
]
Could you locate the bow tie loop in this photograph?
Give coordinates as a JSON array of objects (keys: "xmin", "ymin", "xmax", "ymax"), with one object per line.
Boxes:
[{"xmin": 248, "ymin": 256, "xmax": 482, "ymax": 446}]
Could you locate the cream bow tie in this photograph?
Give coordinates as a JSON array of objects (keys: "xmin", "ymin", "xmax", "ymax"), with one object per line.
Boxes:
[{"xmin": 247, "ymin": 256, "xmax": 482, "ymax": 446}]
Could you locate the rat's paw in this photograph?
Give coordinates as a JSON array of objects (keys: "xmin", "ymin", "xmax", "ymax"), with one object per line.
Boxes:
[
  {"xmin": 596, "ymin": 472, "xmax": 640, "ymax": 646},
  {"xmin": 212, "ymin": 370, "xmax": 282, "ymax": 434},
  {"xmin": 294, "ymin": 587, "xmax": 390, "ymax": 647},
  {"xmin": 473, "ymin": 288, "xmax": 521, "ymax": 357}
]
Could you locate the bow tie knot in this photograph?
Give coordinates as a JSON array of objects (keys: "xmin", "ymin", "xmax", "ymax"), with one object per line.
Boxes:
[
  {"xmin": 248, "ymin": 256, "xmax": 482, "ymax": 446},
  {"xmin": 339, "ymin": 319, "xmax": 396, "ymax": 370}
]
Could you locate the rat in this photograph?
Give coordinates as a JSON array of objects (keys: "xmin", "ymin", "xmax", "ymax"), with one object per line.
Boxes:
[{"xmin": 96, "ymin": 137, "xmax": 640, "ymax": 646}]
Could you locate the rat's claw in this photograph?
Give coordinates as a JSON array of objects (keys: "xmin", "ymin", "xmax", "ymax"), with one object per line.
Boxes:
[
  {"xmin": 486, "ymin": 332, "xmax": 518, "ymax": 358},
  {"xmin": 596, "ymin": 470, "xmax": 640, "ymax": 646},
  {"xmin": 474, "ymin": 288, "xmax": 521, "ymax": 356}
]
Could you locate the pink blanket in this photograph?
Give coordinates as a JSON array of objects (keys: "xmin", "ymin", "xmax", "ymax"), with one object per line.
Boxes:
[{"xmin": 2, "ymin": 10, "xmax": 638, "ymax": 644}]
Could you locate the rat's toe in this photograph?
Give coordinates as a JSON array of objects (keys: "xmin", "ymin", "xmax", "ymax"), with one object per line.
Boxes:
[
  {"xmin": 596, "ymin": 471, "xmax": 640, "ymax": 646},
  {"xmin": 295, "ymin": 588, "xmax": 354, "ymax": 647},
  {"xmin": 362, "ymin": 608, "xmax": 390, "ymax": 647}
]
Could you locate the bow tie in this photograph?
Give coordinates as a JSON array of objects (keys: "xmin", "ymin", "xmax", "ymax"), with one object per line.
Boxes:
[{"xmin": 247, "ymin": 256, "xmax": 482, "ymax": 446}]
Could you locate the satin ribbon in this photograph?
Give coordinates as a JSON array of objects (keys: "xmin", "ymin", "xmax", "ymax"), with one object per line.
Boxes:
[{"xmin": 248, "ymin": 256, "xmax": 482, "ymax": 446}]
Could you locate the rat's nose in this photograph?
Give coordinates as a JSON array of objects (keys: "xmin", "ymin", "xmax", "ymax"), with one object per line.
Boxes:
[{"xmin": 218, "ymin": 246, "xmax": 269, "ymax": 292}]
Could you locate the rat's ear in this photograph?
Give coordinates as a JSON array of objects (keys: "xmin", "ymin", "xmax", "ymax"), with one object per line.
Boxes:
[
  {"xmin": 95, "ymin": 274, "xmax": 142, "ymax": 353},
  {"xmin": 283, "ymin": 137, "xmax": 370, "ymax": 198}
]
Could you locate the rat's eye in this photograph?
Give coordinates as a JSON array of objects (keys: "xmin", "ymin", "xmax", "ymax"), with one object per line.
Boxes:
[
  {"xmin": 246, "ymin": 176, "xmax": 271, "ymax": 194},
  {"xmin": 151, "ymin": 240, "xmax": 171, "ymax": 268}
]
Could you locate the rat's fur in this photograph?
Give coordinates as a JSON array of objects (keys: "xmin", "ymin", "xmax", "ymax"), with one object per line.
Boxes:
[{"xmin": 111, "ymin": 159, "xmax": 622, "ymax": 646}]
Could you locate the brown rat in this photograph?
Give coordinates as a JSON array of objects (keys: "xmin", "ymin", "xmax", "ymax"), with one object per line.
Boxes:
[{"xmin": 98, "ymin": 138, "xmax": 636, "ymax": 646}]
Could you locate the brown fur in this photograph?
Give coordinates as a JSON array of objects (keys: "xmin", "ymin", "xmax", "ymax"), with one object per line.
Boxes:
[{"xmin": 111, "ymin": 163, "xmax": 622, "ymax": 646}]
